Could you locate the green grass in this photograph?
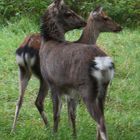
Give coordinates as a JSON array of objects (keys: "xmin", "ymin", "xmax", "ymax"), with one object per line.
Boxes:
[{"xmin": 0, "ymin": 17, "xmax": 140, "ymax": 140}]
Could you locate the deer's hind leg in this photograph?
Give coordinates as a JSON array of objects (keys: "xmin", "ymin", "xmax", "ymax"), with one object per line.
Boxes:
[
  {"xmin": 79, "ymin": 85, "xmax": 108, "ymax": 140},
  {"xmin": 11, "ymin": 66, "xmax": 31, "ymax": 132}
]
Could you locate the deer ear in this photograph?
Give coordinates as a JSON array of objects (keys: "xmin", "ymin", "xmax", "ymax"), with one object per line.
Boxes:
[
  {"xmin": 92, "ymin": 11, "xmax": 97, "ymax": 17},
  {"xmin": 98, "ymin": 7, "xmax": 103, "ymax": 14},
  {"xmin": 94, "ymin": 6, "xmax": 103, "ymax": 13},
  {"xmin": 92, "ymin": 6, "xmax": 103, "ymax": 17},
  {"xmin": 54, "ymin": 0, "xmax": 64, "ymax": 8}
]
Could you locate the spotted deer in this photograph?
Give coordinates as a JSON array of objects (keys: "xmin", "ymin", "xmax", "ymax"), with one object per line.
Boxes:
[{"xmin": 39, "ymin": 0, "xmax": 117, "ymax": 140}]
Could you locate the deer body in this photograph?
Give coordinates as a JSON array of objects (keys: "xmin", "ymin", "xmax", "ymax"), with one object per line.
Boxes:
[
  {"xmin": 40, "ymin": 41, "xmax": 112, "ymax": 140},
  {"xmin": 40, "ymin": 39, "xmax": 113, "ymax": 140},
  {"xmin": 40, "ymin": 41, "xmax": 107, "ymax": 87}
]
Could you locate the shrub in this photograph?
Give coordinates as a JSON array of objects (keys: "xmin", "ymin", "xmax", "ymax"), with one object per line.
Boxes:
[
  {"xmin": 67, "ymin": 0, "xmax": 140, "ymax": 26},
  {"xmin": 0, "ymin": 0, "xmax": 51, "ymax": 23},
  {"xmin": 0, "ymin": 0, "xmax": 139, "ymax": 26}
]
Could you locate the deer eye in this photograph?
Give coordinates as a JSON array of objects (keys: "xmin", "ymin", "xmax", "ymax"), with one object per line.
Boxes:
[
  {"xmin": 103, "ymin": 17, "xmax": 108, "ymax": 21},
  {"xmin": 64, "ymin": 12, "xmax": 72, "ymax": 17}
]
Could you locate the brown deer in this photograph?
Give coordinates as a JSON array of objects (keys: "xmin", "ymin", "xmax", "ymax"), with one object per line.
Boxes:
[
  {"xmin": 39, "ymin": 0, "xmax": 116, "ymax": 139},
  {"xmin": 76, "ymin": 7, "xmax": 122, "ymax": 44},
  {"xmin": 12, "ymin": 4, "xmax": 122, "ymax": 134},
  {"xmin": 11, "ymin": 0, "xmax": 86, "ymax": 132}
]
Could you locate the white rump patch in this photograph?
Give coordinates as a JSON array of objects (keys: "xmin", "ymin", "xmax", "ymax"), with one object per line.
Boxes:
[
  {"xmin": 25, "ymin": 53, "xmax": 36, "ymax": 66},
  {"xmin": 16, "ymin": 53, "xmax": 24, "ymax": 66},
  {"xmin": 91, "ymin": 56, "xmax": 114, "ymax": 82},
  {"xmin": 94, "ymin": 56, "xmax": 113, "ymax": 70},
  {"xmin": 30, "ymin": 56, "xmax": 36, "ymax": 66}
]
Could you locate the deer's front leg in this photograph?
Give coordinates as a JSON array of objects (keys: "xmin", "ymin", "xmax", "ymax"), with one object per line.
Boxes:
[{"xmin": 51, "ymin": 86, "xmax": 62, "ymax": 133}]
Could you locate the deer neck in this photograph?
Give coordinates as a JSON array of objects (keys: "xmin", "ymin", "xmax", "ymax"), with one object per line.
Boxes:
[
  {"xmin": 43, "ymin": 26, "xmax": 65, "ymax": 42},
  {"xmin": 41, "ymin": 12, "xmax": 65, "ymax": 42},
  {"xmin": 77, "ymin": 19, "xmax": 99, "ymax": 45}
]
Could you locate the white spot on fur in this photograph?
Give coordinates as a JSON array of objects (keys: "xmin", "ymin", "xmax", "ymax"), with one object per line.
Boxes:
[
  {"xmin": 60, "ymin": 0, "xmax": 64, "ymax": 5},
  {"xmin": 30, "ymin": 57, "xmax": 36, "ymax": 66},
  {"xmin": 94, "ymin": 57, "xmax": 113, "ymax": 70},
  {"xmin": 97, "ymin": 124, "xmax": 108, "ymax": 140},
  {"xmin": 16, "ymin": 53, "xmax": 24, "ymax": 66},
  {"xmin": 92, "ymin": 11, "xmax": 97, "ymax": 16},
  {"xmin": 91, "ymin": 56, "xmax": 114, "ymax": 82},
  {"xmin": 100, "ymin": 132, "xmax": 108, "ymax": 140},
  {"xmin": 25, "ymin": 53, "xmax": 36, "ymax": 66}
]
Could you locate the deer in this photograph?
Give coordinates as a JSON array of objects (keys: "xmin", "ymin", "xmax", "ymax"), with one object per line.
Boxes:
[
  {"xmin": 75, "ymin": 7, "xmax": 122, "ymax": 44},
  {"xmin": 39, "ymin": 0, "xmax": 117, "ymax": 139},
  {"xmin": 12, "ymin": 2, "xmax": 122, "ymax": 134},
  {"xmin": 11, "ymin": 1, "xmax": 86, "ymax": 133}
]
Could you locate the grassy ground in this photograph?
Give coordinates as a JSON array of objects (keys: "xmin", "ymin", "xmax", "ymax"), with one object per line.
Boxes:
[{"xmin": 0, "ymin": 17, "xmax": 140, "ymax": 140}]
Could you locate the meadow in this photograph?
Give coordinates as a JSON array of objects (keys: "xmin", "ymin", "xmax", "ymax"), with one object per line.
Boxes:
[{"xmin": 0, "ymin": 17, "xmax": 140, "ymax": 140}]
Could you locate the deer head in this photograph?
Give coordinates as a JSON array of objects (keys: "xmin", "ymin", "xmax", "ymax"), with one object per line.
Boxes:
[
  {"xmin": 91, "ymin": 6, "xmax": 122, "ymax": 32},
  {"xmin": 41, "ymin": 0, "xmax": 86, "ymax": 41}
]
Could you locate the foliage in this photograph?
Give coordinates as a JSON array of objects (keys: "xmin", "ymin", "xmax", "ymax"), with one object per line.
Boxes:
[
  {"xmin": 67, "ymin": 0, "xmax": 140, "ymax": 26},
  {"xmin": 0, "ymin": 0, "xmax": 139, "ymax": 26},
  {"xmin": 0, "ymin": 0, "xmax": 51, "ymax": 23},
  {"xmin": 0, "ymin": 18, "xmax": 140, "ymax": 140}
]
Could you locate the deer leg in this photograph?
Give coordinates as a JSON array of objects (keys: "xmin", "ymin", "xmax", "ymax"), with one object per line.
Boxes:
[
  {"xmin": 67, "ymin": 98, "xmax": 77, "ymax": 137},
  {"xmin": 51, "ymin": 87, "xmax": 62, "ymax": 133},
  {"xmin": 96, "ymin": 83, "xmax": 109, "ymax": 139},
  {"xmin": 95, "ymin": 97, "xmax": 104, "ymax": 140},
  {"xmin": 86, "ymin": 98, "xmax": 108, "ymax": 140},
  {"xmin": 11, "ymin": 66, "xmax": 31, "ymax": 132},
  {"xmin": 35, "ymin": 80, "xmax": 49, "ymax": 126},
  {"xmin": 80, "ymin": 87, "xmax": 108, "ymax": 140}
]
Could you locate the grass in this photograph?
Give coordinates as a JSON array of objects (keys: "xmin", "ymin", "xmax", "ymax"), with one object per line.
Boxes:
[{"xmin": 0, "ymin": 17, "xmax": 140, "ymax": 140}]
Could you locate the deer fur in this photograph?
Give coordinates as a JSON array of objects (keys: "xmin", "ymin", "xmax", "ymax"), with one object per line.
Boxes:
[{"xmin": 39, "ymin": 1, "xmax": 115, "ymax": 140}]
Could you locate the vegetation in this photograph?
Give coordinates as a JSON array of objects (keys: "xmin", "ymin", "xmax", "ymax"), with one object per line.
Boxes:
[
  {"xmin": 0, "ymin": 0, "xmax": 139, "ymax": 26},
  {"xmin": 0, "ymin": 17, "xmax": 140, "ymax": 140}
]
